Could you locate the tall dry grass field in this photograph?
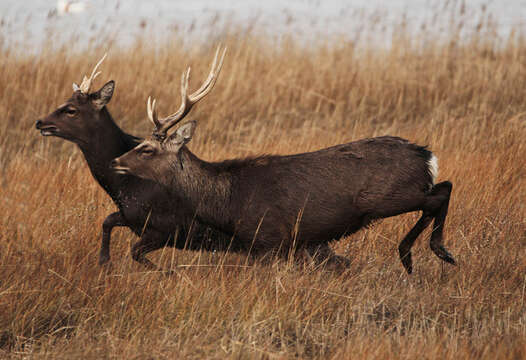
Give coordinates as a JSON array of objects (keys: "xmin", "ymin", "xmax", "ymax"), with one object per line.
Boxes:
[{"xmin": 1, "ymin": 21, "xmax": 525, "ymax": 359}]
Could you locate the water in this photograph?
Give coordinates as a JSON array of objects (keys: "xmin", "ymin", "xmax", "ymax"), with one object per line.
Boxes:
[{"xmin": 1, "ymin": 0, "xmax": 525, "ymax": 52}]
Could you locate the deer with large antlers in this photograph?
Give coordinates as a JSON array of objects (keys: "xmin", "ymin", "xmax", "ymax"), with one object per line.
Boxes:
[
  {"xmin": 35, "ymin": 53, "xmax": 230, "ymax": 271},
  {"xmin": 111, "ymin": 47, "xmax": 456, "ymax": 273}
]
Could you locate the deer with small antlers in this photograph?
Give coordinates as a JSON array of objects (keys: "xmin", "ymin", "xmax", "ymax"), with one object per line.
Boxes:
[
  {"xmin": 36, "ymin": 54, "xmax": 231, "ymax": 271},
  {"xmin": 111, "ymin": 47, "xmax": 456, "ymax": 273}
]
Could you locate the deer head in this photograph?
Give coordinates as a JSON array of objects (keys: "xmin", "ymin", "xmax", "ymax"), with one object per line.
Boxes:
[
  {"xmin": 111, "ymin": 46, "xmax": 226, "ymax": 182},
  {"xmin": 35, "ymin": 54, "xmax": 115, "ymax": 146}
]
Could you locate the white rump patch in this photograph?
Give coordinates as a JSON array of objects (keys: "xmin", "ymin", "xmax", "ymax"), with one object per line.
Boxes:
[{"xmin": 428, "ymin": 154, "xmax": 439, "ymax": 185}]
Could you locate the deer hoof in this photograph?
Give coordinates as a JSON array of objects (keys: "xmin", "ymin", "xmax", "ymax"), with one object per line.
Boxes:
[
  {"xmin": 99, "ymin": 253, "xmax": 110, "ymax": 266},
  {"xmin": 399, "ymin": 250, "xmax": 413, "ymax": 274},
  {"xmin": 433, "ymin": 245, "xmax": 456, "ymax": 265}
]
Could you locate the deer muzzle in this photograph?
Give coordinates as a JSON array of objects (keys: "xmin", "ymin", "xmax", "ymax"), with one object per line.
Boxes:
[
  {"xmin": 110, "ymin": 158, "xmax": 130, "ymax": 175},
  {"xmin": 35, "ymin": 119, "xmax": 59, "ymax": 136}
]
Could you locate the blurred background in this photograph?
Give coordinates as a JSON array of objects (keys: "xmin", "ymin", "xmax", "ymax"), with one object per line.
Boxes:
[{"xmin": 2, "ymin": 0, "xmax": 525, "ymax": 52}]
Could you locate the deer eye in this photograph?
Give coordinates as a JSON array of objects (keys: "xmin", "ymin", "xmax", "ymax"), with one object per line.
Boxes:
[
  {"xmin": 65, "ymin": 107, "xmax": 78, "ymax": 117},
  {"xmin": 140, "ymin": 147, "xmax": 155, "ymax": 156}
]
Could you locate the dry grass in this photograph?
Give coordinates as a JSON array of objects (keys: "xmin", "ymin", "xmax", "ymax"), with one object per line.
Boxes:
[{"xmin": 1, "ymin": 19, "xmax": 525, "ymax": 359}]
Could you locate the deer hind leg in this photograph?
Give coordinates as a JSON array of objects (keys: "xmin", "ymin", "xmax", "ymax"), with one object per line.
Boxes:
[
  {"xmin": 398, "ymin": 214, "xmax": 433, "ymax": 274},
  {"xmin": 427, "ymin": 181, "xmax": 456, "ymax": 266}
]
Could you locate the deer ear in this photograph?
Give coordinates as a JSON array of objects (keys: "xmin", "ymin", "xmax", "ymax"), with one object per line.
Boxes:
[
  {"xmin": 90, "ymin": 80, "xmax": 115, "ymax": 110},
  {"xmin": 176, "ymin": 121, "xmax": 196, "ymax": 142},
  {"xmin": 166, "ymin": 121, "xmax": 197, "ymax": 151}
]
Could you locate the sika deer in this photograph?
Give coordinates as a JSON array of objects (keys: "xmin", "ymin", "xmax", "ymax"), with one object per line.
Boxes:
[
  {"xmin": 35, "ymin": 55, "xmax": 229, "ymax": 271},
  {"xmin": 112, "ymin": 50, "xmax": 456, "ymax": 273}
]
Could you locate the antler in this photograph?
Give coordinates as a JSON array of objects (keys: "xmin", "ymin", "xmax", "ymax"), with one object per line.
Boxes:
[
  {"xmin": 147, "ymin": 96, "xmax": 160, "ymax": 128},
  {"xmin": 147, "ymin": 46, "xmax": 226, "ymax": 138},
  {"xmin": 72, "ymin": 53, "xmax": 107, "ymax": 94}
]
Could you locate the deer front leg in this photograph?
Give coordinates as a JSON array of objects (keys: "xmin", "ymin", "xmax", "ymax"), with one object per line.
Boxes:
[
  {"xmin": 131, "ymin": 229, "xmax": 171, "ymax": 271},
  {"xmin": 302, "ymin": 244, "xmax": 351, "ymax": 271},
  {"xmin": 100, "ymin": 211, "xmax": 126, "ymax": 265}
]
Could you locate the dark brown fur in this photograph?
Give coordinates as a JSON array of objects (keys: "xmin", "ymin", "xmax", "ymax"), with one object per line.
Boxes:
[
  {"xmin": 113, "ymin": 123, "xmax": 456, "ymax": 273},
  {"xmin": 35, "ymin": 83, "xmax": 230, "ymax": 271}
]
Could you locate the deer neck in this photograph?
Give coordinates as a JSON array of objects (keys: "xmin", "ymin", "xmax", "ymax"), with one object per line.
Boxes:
[
  {"xmin": 169, "ymin": 147, "xmax": 233, "ymax": 230},
  {"xmin": 79, "ymin": 108, "xmax": 136, "ymax": 196}
]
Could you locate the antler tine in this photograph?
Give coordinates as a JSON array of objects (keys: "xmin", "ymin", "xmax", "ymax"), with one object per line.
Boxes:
[
  {"xmin": 154, "ymin": 46, "xmax": 227, "ymax": 136},
  {"xmin": 153, "ymin": 68, "xmax": 189, "ymax": 134},
  {"xmin": 189, "ymin": 45, "xmax": 226, "ymax": 102},
  {"xmin": 147, "ymin": 96, "xmax": 161, "ymax": 128},
  {"xmin": 78, "ymin": 53, "xmax": 107, "ymax": 94},
  {"xmin": 88, "ymin": 53, "xmax": 107, "ymax": 85},
  {"xmin": 178, "ymin": 67, "xmax": 191, "ymax": 118}
]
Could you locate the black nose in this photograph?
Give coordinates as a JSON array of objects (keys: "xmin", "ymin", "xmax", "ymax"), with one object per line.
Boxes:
[
  {"xmin": 35, "ymin": 120, "xmax": 42, "ymax": 129},
  {"xmin": 110, "ymin": 159, "xmax": 118, "ymax": 168}
]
